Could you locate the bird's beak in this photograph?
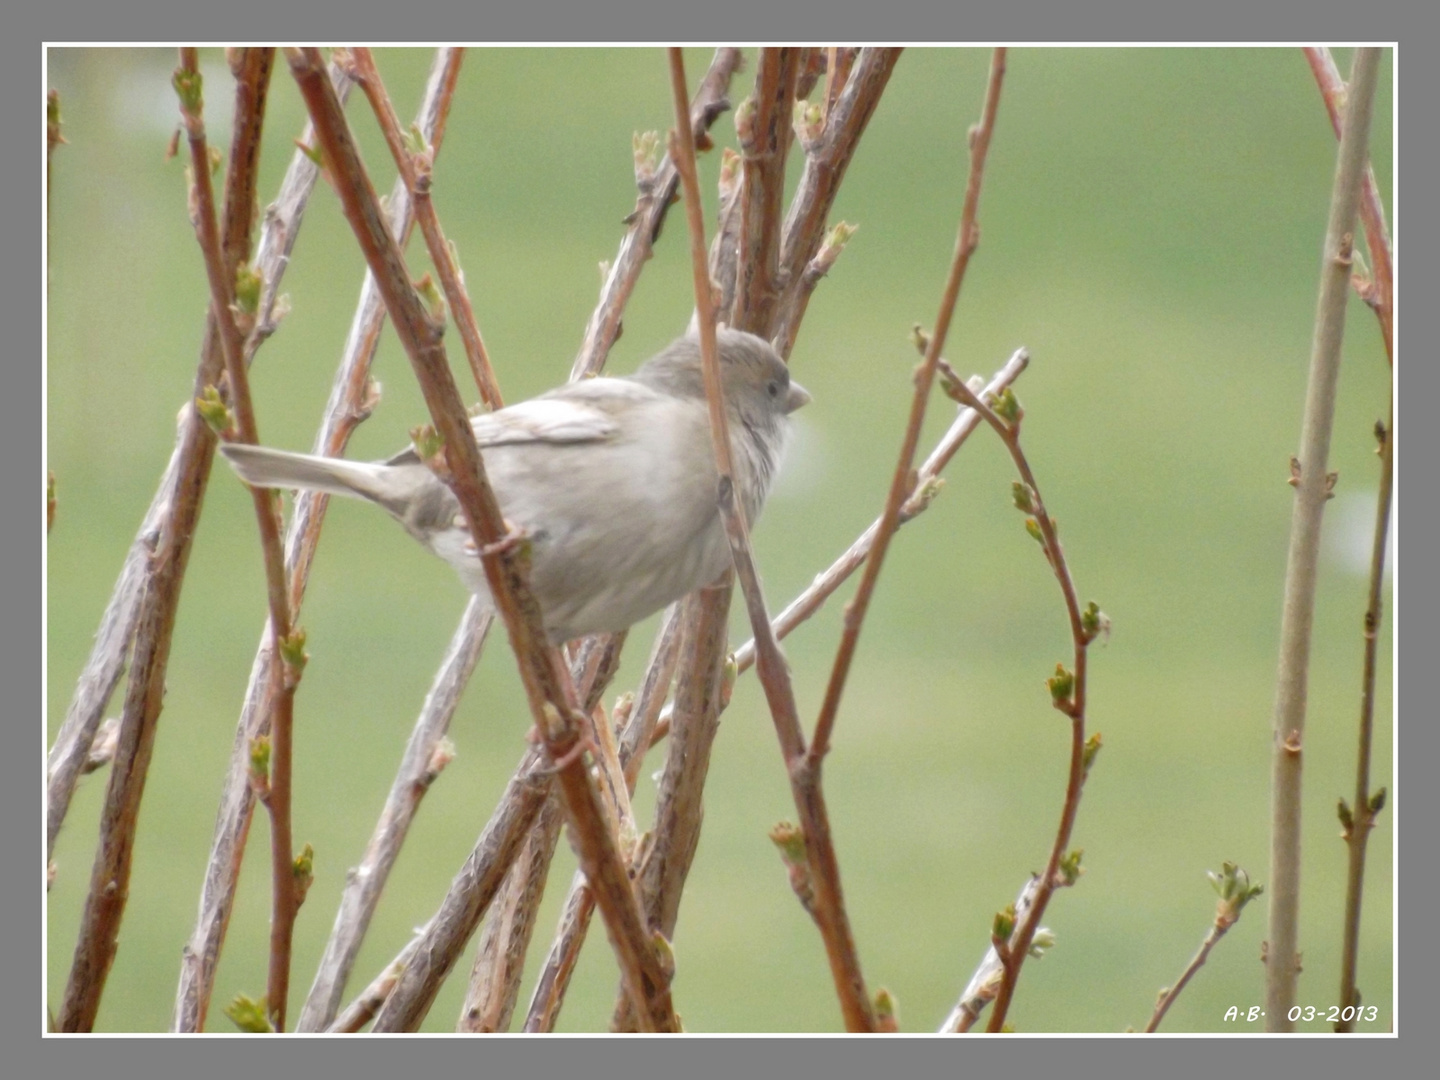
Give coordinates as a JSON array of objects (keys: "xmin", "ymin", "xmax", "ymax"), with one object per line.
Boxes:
[{"xmin": 786, "ymin": 381, "xmax": 812, "ymax": 414}]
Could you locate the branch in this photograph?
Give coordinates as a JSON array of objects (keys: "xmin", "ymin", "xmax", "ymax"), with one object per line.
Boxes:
[
  {"xmin": 175, "ymin": 45, "xmax": 309, "ymax": 1033},
  {"xmin": 347, "ymin": 48, "xmax": 501, "ymax": 410},
  {"xmin": 47, "ymin": 49, "xmax": 324, "ymax": 870},
  {"xmin": 730, "ymin": 48, "xmax": 799, "ymax": 334},
  {"xmin": 1265, "ymin": 46, "xmax": 1381, "ymax": 1032},
  {"xmin": 455, "ymin": 635, "xmax": 627, "ymax": 1032},
  {"xmin": 669, "ymin": 46, "xmax": 875, "ymax": 1034},
  {"xmin": 56, "ymin": 48, "xmax": 274, "ymax": 1034},
  {"xmin": 771, "ymin": 47, "xmax": 902, "ymax": 360},
  {"xmin": 296, "ymin": 599, "xmax": 490, "ymax": 1031},
  {"xmin": 1146, "ymin": 863, "xmax": 1263, "ymax": 1032},
  {"xmin": 609, "ymin": 586, "xmax": 731, "ymax": 1032},
  {"xmin": 366, "ymin": 753, "xmax": 553, "ymax": 1030},
  {"xmin": 929, "ymin": 354, "xmax": 1101, "ymax": 1033},
  {"xmin": 286, "ymin": 46, "xmax": 676, "ymax": 1033},
  {"xmin": 570, "ymin": 48, "xmax": 741, "ymax": 381},
  {"xmin": 174, "ymin": 50, "xmax": 453, "ymax": 1032},
  {"xmin": 810, "ymin": 46, "xmax": 1005, "ymax": 765},
  {"xmin": 1302, "ymin": 48, "xmax": 1393, "ymax": 365},
  {"xmin": 524, "ymin": 606, "xmax": 683, "ymax": 1032},
  {"xmin": 1336, "ymin": 405, "xmax": 1392, "ymax": 1031}
]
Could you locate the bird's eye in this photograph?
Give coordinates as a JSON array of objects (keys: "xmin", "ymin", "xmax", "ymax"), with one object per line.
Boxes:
[{"xmin": 767, "ymin": 380, "xmax": 781, "ymax": 398}]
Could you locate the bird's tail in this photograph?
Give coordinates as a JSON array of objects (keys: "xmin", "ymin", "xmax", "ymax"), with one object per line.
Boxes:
[{"xmin": 220, "ymin": 443, "xmax": 391, "ymax": 503}]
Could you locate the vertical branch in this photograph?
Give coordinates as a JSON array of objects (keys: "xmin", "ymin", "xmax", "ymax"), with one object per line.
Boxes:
[
  {"xmin": 730, "ymin": 47, "xmax": 799, "ymax": 334},
  {"xmin": 668, "ymin": 46, "xmax": 875, "ymax": 1034},
  {"xmin": 771, "ymin": 47, "xmax": 901, "ymax": 360},
  {"xmin": 173, "ymin": 47, "xmax": 308, "ymax": 1033},
  {"xmin": 1304, "ymin": 47, "xmax": 1395, "ymax": 1031},
  {"xmin": 1336, "ymin": 406, "xmax": 1393, "ymax": 1031},
  {"xmin": 56, "ymin": 48, "xmax": 274, "ymax": 1033},
  {"xmin": 1266, "ymin": 46, "xmax": 1381, "ymax": 1032},
  {"xmin": 810, "ymin": 47, "xmax": 1005, "ymax": 765},
  {"xmin": 286, "ymin": 46, "xmax": 676, "ymax": 1034}
]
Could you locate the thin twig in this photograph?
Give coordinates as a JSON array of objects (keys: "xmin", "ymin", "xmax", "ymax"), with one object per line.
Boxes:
[
  {"xmin": 175, "ymin": 46, "xmax": 307, "ymax": 1033},
  {"xmin": 347, "ymin": 48, "xmax": 501, "ymax": 411},
  {"xmin": 772, "ymin": 47, "xmax": 901, "ymax": 360},
  {"xmin": 175, "ymin": 51, "xmax": 449, "ymax": 1033},
  {"xmin": 1303, "ymin": 47, "xmax": 1393, "ymax": 365},
  {"xmin": 670, "ymin": 46, "xmax": 876, "ymax": 1034},
  {"xmin": 1146, "ymin": 864, "xmax": 1263, "ymax": 1032},
  {"xmin": 1336, "ymin": 403, "xmax": 1393, "ymax": 1031},
  {"xmin": 287, "ymin": 46, "xmax": 676, "ymax": 1033},
  {"xmin": 933, "ymin": 357, "xmax": 1098, "ymax": 1033},
  {"xmin": 571, "ymin": 48, "xmax": 741, "ymax": 381},
  {"xmin": 56, "ymin": 49, "xmax": 274, "ymax": 1034},
  {"xmin": 1265, "ymin": 47, "xmax": 1381, "ymax": 1032},
  {"xmin": 810, "ymin": 47, "xmax": 1005, "ymax": 766}
]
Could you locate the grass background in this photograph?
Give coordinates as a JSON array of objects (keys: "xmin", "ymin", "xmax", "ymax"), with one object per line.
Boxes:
[{"xmin": 45, "ymin": 46, "xmax": 1394, "ymax": 1034}]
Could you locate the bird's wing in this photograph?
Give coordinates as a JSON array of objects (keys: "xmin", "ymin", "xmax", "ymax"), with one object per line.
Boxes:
[
  {"xmin": 471, "ymin": 396, "xmax": 621, "ymax": 446},
  {"xmin": 384, "ymin": 379, "xmax": 652, "ymax": 464}
]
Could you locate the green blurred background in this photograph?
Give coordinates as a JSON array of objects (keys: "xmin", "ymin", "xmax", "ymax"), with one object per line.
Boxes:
[{"xmin": 45, "ymin": 47, "xmax": 1394, "ymax": 1033}]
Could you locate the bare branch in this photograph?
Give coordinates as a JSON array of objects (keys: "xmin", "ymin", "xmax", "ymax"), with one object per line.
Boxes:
[
  {"xmin": 297, "ymin": 599, "xmax": 490, "ymax": 1031},
  {"xmin": 524, "ymin": 607, "xmax": 682, "ymax": 1032},
  {"xmin": 347, "ymin": 48, "xmax": 502, "ymax": 410},
  {"xmin": 570, "ymin": 48, "xmax": 741, "ymax": 381},
  {"xmin": 1337, "ymin": 405, "xmax": 1393, "ymax": 1030},
  {"xmin": 811, "ymin": 46, "xmax": 1005, "ymax": 765},
  {"xmin": 287, "ymin": 46, "xmax": 676, "ymax": 1032},
  {"xmin": 1266, "ymin": 47, "xmax": 1381, "ymax": 1031},
  {"xmin": 772, "ymin": 48, "xmax": 901, "ymax": 360},
  {"xmin": 367, "ymin": 755, "xmax": 553, "ymax": 1030},
  {"xmin": 669, "ymin": 46, "xmax": 875, "ymax": 1034},
  {"xmin": 1303, "ymin": 48, "xmax": 1393, "ymax": 365},
  {"xmin": 175, "ymin": 51, "xmax": 455, "ymax": 1032},
  {"xmin": 57, "ymin": 49, "xmax": 275, "ymax": 1034},
  {"xmin": 455, "ymin": 635, "xmax": 626, "ymax": 1032},
  {"xmin": 730, "ymin": 48, "xmax": 799, "ymax": 334}
]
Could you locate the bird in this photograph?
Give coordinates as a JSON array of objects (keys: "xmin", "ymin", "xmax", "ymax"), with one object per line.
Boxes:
[{"xmin": 220, "ymin": 328, "xmax": 809, "ymax": 644}]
